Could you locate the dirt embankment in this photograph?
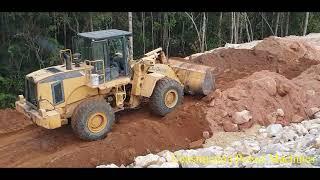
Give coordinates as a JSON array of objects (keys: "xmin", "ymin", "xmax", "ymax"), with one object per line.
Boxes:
[{"xmin": 190, "ymin": 36, "xmax": 320, "ymax": 90}]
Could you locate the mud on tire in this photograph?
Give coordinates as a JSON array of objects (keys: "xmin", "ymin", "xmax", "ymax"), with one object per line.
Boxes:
[
  {"xmin": 149, "ymin": 78, "xmax": 184, "ymax": 116},
  {"xmin": 71, "ymin": 98, "xmax": 115, "ymax": 141}
]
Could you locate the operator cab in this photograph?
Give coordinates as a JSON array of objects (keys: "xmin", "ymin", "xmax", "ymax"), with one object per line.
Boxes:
[{"xmin": 73, "ymin": 29, "xmax": 132, "ymax": 83}]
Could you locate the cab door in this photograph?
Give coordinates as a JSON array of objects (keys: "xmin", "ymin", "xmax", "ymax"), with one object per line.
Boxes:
[{"xmin": 106, "ymin": 36, "xmax": 129, "ymax": 80}]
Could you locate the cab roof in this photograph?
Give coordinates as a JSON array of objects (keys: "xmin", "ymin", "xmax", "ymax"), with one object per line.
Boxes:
[{"xmin": 77, "ymin": 29, "xmax": 132, "ymax": 41}]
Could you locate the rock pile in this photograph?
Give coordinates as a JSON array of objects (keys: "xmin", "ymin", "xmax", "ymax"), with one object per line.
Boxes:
[{"xmin": 97, "ymin": 118, "xmax": 320, "ymax": 168}]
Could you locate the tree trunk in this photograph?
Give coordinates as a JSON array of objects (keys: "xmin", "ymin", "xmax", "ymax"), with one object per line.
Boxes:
[
  {"xmin": 244, "ymin": 13, "xmax": 251, "ymax": 42},
  {"xmin": 218, "ymin": 12, "xmax": 223, "ymax": 46},
  {"xmin": 285, "ymin": 12, "xmax": 290, "ymax": 36},
  {"xmin": 142, "ymin": 12, "xmax": 145, "ymax": 54},
  {"xmin": 89, "ymin": 12, "xmax": 93, "ymax": 31},
  {"xmin": 128, "ymin": 12, "xmax": 133, "ymax": 60},
  {"xmin": 239, "ymin": 13, "xmax": 243, "ymax": 43},
  {"xmin": 235, "ymin": 12, "xmax": 240, "ymax": 44},
  {"xmin": 181, "ymin": 21, "xmax": 185, "ymax": 56},
  {"xmin": 63, "ymin": 13, "xmax": 67, "ymax": 48},
  {"xmin": 53, "ymin": 12, "xmax": 57, "ymax": 40},
  {"xmin": 184, "ymin": 12, "xmax": 201, "ymax": 51},
  {"xmin": 274, "ymin": 12, "xmax": 280, "ymax": 36},
  {"xmin": 261, "ymin": 12, "xmax": 264, "ymax": 39},
  {"xmin": 303, "ymin": 12, "xmax": 310, "ymax": 36},
  {"xmin": 201, "ymin": 12, "xmax": 206, "ymax": 52},
  {"xmin": 151, "ymin": 12, "xmax": 154, "ymax": 49},
  {"xmin": 163, "ymin": 13, "xmax": 169, "ymax": 55},
  {"xmin": 231, "ymin": 12, "xmax": 234, "ymax": 43},
  {"xmin": 280, "ymin": 13, "xmax": 284, "ymax": 37}
]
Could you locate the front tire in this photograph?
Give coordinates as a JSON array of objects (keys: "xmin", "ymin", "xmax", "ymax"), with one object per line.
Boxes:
[
  {"xmin": 149, "ymin": 78, "xmax": 184, "ymax": 116},
  {"xmin": 71, "ymin": 98, "xmax": 115, "ymax": 141}
]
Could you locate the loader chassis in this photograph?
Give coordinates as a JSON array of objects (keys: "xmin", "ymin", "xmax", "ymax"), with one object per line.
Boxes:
[{"xmin": 15, "ymin": 29, "xmax": 215, "ymax": 140}]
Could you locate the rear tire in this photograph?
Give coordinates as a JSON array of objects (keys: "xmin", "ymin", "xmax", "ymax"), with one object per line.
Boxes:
[
  {"xmin": 71, "ymin": 98, "xmax": 115, "ymax": 141},
  {"xmin": 149, "ymin": 78, "xmax": 184, "ymax": 116}
]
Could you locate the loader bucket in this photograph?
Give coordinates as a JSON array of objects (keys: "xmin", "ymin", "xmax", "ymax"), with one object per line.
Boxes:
[{"xmin": 169, "ymin": 59, "xmax": 215, "ymax": 95}]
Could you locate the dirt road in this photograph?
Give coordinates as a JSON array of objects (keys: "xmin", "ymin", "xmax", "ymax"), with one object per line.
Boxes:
[{"xmin": 0, "ymin": 96, "xmax": 209, "ymax": 167}]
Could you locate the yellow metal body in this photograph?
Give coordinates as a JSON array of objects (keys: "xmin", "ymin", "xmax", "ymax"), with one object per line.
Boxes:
[{"xmin": 15, "ymin": 47, "xmax": 215, "ymax": 130}]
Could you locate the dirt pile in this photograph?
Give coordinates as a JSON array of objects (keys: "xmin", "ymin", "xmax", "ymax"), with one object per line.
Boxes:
[
  {"xmin": 204, "ymin": 65, "xmax": 320, "ymax": 133},
  {"xmin": 190, "ymin": 36, "xmax": 320, "ymax": 90}
]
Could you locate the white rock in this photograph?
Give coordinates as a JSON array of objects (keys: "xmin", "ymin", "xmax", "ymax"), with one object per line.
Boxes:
[
  {"xmin": 96, "ymin": 164, "xmax": 119, "ymax": 168},
  {"xmin": 314, "ymin": 112, "xmax": 320, "ymax": 119},
  {"xmin": 232, "ymin": 110, "xmax": 252, "ymax": 124},
  {"xmin": 196, "ymin": 146, "xmax": 224, "ymax": 157},
  {"xmin": 281, "ymin": 129, "xmax": 298, "ymax": 142},
  {"xmin": 174, "ymin": 149, "xmax": 198, "ymax": 158},
  {"xmin": 295, "ymin": 136, "xmax": 316, "ymax": 150},
  {"xmin": 240, "ymin": 140, "xmax": 261, "ymax": 155},
  {"xmin": 224, "ymin": 146, "xmax": 237, "ymax": 156},
  {"xmin": 306, "ymin": 124, "xmax": 320, "ymax": 131},
  {"xmin": 258, "ymin": 128, "xmax": 266, "ymax": 134},
  {"xmin": 157, "ymin": 150, "xmax": 178, "ymax": 163},
  {"xmin": 291, "ymin": 124, "xmax": 308, "ymax": 136},
  {"xmin": 260, "ymin": 143, "xmax": 291, "ymax": 154},
  {"xmin": 266, "ymin": 124, "xmax": 283, "ymax": 137},
  {"xmin": 134, "ymin": 154, "xmax": 162, "ymax": 167},
  {"xmin": 276, "ymin": 108, "xmax": 285, "ymax": 117},
  {"xmin": 309, "ymin": 128, "xmax": 318, "ymax": 135}
]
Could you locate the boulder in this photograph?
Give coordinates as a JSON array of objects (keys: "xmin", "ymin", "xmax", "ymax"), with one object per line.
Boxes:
[
  {"xmin": 314, "ymin": 112, "xmax": 320, "ymax": 119},
  {"xmin": 157, "ymin": 150, "xmax": 178, "ymax": 163},
  {"xmin": 196, "ymin": 146, "xmax": 224, "ymax": 156},
  {"xmin": 291, "ymin": 124, "xmax": 308, "ymax": 136},
  {"xmin": 202, "ymin": 131, "xmax": 210, "ymax": 139},
  {"xmin": 266, "ymin": 124, "xmax": 283, "ymax": 137},
  {"xmin": 239, "ymin": 140, "xmax": 261, "ymax": 155},
  {"xmin": 276, "ymin": 108, "xmax": 285, "ymax": 117},
  {"xmin": 260, "ymin": 143, "xmax": 291, "ymax": 154},
  {"xmin": 232, "ymin": 110, "xmax": 252, "ymax": 124},
  {"xmin": 309, "ymin": 128, "xmax": 318, "ymax": 135},
  {"xmin": 281, "ymin": 129, "xmax": 298, "ymax": 142},
  {"xmin": 223, "ymin": 120, "xmax": 239, "ymax": 132},
  {"xmin": 277, "ymin": 83, "xmax": 291, "ymax": 97},
  {"xmin": 134, "ymin": 154, "xmax": 163, "ymax": 167}
]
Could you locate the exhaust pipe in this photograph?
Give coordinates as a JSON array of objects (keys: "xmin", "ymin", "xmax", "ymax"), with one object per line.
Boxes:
[
  {"xmin": 65, "ymin": 54, "xmax": 72, "ymax": 70},
  {"xmin": 60, "ymin": 49, "xmax": 73, "ymax": 70}
]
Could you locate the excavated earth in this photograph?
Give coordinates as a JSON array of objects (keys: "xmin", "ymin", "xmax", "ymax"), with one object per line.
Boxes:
[{"xmin": 1, "ymin": 35, "xmax": 320, "ymax": 167}]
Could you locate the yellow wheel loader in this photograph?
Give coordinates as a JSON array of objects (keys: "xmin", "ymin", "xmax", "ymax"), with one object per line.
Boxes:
[{"xmin": 15, "ymin": 29, "xmax": 215, "ymax": 141}]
